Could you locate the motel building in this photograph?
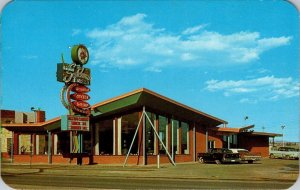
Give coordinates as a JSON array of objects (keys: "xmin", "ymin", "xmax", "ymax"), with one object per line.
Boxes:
[{"xmin": 1, "ymin": 88, "xmax": 281, "ymax": 165}]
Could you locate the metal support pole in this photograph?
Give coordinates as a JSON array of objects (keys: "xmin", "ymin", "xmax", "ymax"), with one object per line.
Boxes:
[
  {"xmin": 171, "ymin": 118, "xmax": 174, "ymax": 160},
  {"xmin": 144, "ymin": 112, "xmax": 176, "ymax": 166},
  {"xmin": 123, "ymin": 111, "xmax": 144, "ymax": 167},
  {"xmin": 157, "ymin": 154, "xmax": 160, "ymax": 169},
  {"xmin": 47, "ymin": 131, "xmax": 52, "ymax": 164},
  {"xmin": 227, "ymin": 136, "xmax": 230, "ymax": 149},
  {"xmin": 11, "ymin": 131, "xmax": 14, "ymax": 163},
  {"xmin": 193, "ymin": 122, "xmax": 196, "ymax": 162},
  {"xmin": 205, "ymin": 130, "xmax": 208, "ymax": 152},
  {"xmin": 142, "ymin": 106, "xmax": 146, "ymax": 165}
]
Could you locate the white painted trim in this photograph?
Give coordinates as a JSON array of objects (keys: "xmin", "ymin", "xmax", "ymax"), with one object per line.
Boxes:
[{"xmin": 118, "ymin": 117, "xmax": 122, "ymax": 155}]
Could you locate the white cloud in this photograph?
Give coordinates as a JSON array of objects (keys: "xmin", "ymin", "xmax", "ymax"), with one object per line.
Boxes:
[
  {"xmin": 205, "ymin": 75, "xmax": 299, "ymax": 102},
  {"xmin": 72, "ymin": 29, "xmax": 82, "ymax": 36},
  {"xmin": 85, "ymin": 13, "xmax": 292, "ymax": 71},
  {"xmin": 182, "ymin": 24, "xmax": 207, "ymax": 35}
]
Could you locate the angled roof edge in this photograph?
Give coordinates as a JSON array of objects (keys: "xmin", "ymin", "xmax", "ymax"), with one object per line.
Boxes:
[{"xmin": 92, "ymin": 88, "xmax": 227, "ymax": 124}]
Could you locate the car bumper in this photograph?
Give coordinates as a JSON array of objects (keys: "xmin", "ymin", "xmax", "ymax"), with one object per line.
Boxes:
[{"xmin": 222, "ymin": 158, "xmax": 241, "ymax": 163}]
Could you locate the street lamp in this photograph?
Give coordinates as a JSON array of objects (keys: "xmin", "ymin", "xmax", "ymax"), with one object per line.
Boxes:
[{"xmin": 281, "ymin": 125, "xmax": 285, "ymax": 147}]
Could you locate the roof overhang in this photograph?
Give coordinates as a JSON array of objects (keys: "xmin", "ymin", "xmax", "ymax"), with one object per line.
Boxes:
[
  {"xmin": 214, "ymin": 125, "xmax": 255, "ymax": 135},
  {"xmin": 213, "ymin": 125, "xmax": 281, "ymax": 137},
  {"xmin": 241, "ymin": 131, "xmax": 282, "ymax": 137},
  {"xmin": 91, "ymin": 88, "xmax": 227, "ymax": 126},
  {"xmin": 1, "ymin": 117, "xmax": 60, "ymax": 133}
]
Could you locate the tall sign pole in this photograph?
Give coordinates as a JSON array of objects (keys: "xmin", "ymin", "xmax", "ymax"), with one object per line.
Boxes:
[{"xmin": 56, "ymin": 44, "xmax": 91, "ymax": 165}]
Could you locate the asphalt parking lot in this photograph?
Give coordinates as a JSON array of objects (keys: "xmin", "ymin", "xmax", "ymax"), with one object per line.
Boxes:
[{"xmin": 1, "ymin": 158, "xmax": 299, "ymax": 189}]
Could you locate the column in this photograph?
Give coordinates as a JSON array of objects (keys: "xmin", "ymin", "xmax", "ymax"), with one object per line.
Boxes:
[
  {"xmin": 35, "ymin": 135, "xmax": 39, "ymax": 155},
  {"xmin": 142, "ymin": 108, "xmax": 146, "ymax": 165},
  {"xmin": 178, "ymin": 122, "xmax": 182, "ymax": 154},
  {"xmin": 94, "ymin": 123, "xmax": 100, "ymax": 155},
  {"xmin": 113, "ymin": 118, "xmax": 118, "ymax": 155},
  {"xmin": 205, "ymin": 130, "xmax": 208, "ymax": 152},
  {"xmin": 171, "ymin": 118, "xmax": 174, "ymax": 159},
  {"xmin": 48, "ymin": 131, "xmax": 52, "ymax": 164},
  {"xmin": 227, "ymin": 135, "xmax": 230, "ymax": 149},
  {"xmin": 137, "ymin": 111, "xmax": 143, "ymax": 156},
  {"xmin": 54, "ymin": 134, "xmax": 58, "ymax": 155},
  {"xmin": 167, "ymin": 118, "xmax": 171, "ymax": 153},
  {"xmin": 32, "ymin": 134, "xmax": 36, "ymax": 155},
  {"xmin": 117, "ymin": 117, "xmax": 122, "ymax": 155},
  {"xmin": 154, "ymin": 115, "xmax": 159, "ymax": 155},
  {"xmin": 193, "ymin": 123, "xmax": 196, "ymax": 162},
  {"xmin": 13, "ymin": 133, "xmax": 19, "ymax": 155}
]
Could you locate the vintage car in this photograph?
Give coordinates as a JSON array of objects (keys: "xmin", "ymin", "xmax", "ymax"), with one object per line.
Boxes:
[
  {"xmin": 229, "ymin": 148, "xmax": 261, "ymax": 164},
  {"xmin": 197, "ymin": 148, "xmax": 241, "ymax": 164},
  {"xmin": 269, "ymin": 147, "xmax": 299, "ymax": 160}
]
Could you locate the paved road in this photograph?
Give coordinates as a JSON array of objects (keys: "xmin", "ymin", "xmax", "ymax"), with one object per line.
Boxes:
[
  {"xmin": 1, "ymin": 172, "xmax": 295, "ymax": 189},
  {"xmin": 1, "ymin": 159, "xmax": 298, "ymax": 189}
]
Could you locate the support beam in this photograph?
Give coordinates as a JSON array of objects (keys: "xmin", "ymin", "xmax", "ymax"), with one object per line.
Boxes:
[
  {"xmin": 144, "ymin": 112, "xmax": 176, "ymax": 166},
  {"xmin": 154, "ymin": 115, "xmax": 159, "ymax": 155},
  {"xmin": 47, "ymin": 131, "xmax": 52, "ymax": 164},
  {"xmin": 11, "ymin": 131, "xmax": 14, "ymax": 163},
  {"xmin": 167, "ymin": 118, "xmax": 171, "ymax": 153},
  {"xmin": 142, "ymin": 107, "xmax": 146, "ymax": 165},
  {"xmin": 94, "ymin": 123, "xmax": 99, "ymax": 155},
  {"xmin": 227, "ymin": 135, "xmax": 230, "ymax": 149},
  {"xmin": 54, "ymin": 134, "xmax": 58, "ymax": 155},
  {"xmin": 171, "ymin": 119, "xmax": 174, "ymax": 159},
  {"xmin": 36, "ymin": 135, "xmax": 39, "ymax": 155},
  {"xmin": 117, "ymin": 117, "xmax": 122, "ymax": 155},
  {"xmin": 205, "ymin": 130, "xmax": 208, "ymax": 152},
  {"xmin": 193, "ymin": 123, "xmax": 196, "ymax": 162}
]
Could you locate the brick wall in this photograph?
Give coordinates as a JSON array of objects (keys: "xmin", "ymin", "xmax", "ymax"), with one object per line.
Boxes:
[{"xmin": 238, "ymin": 135, "xmax": 269, "ymax": 157}]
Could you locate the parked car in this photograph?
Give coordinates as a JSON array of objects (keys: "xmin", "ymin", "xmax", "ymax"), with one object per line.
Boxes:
[
  {"xmin": 269, "ymin": 147, "xmax": 299, "ymax": 160},
  {"xmin": 197, "ymin": 148, "xmax": 241, "ymax": 164},
  {"xmin": 229, "ymin": 148, "xmax": 261, "ymax": 164}
]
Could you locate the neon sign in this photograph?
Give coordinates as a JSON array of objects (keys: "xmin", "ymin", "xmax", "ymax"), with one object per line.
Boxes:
[{"xmin": 57, "ymin": 44, "xmax": 91, "ymax": 130}]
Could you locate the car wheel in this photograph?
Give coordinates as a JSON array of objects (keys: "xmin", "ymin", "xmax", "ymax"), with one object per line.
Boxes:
[
  {"xmin": 198, "ymin": 157, "xmax": 204, "ymax": 164},
  {"xmin": 248, "ymin": 160, "xmax": 254, "ymax": 164},
  {"xmin": 270, "ymin": 154, "xmax": 275, "ymax": 159},
  {"xmin": 215, "ymin": 160, "xmax": 221, "ymax": 164}
]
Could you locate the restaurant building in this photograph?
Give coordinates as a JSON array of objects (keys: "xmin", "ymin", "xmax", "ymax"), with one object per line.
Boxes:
[{"xmin": 1, "ymin": 88, "xmax": 280, "ymax": 165}]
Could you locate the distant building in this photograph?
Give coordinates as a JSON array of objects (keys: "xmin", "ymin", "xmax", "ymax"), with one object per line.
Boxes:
[
  {"xmin": 1, "ymin": 109, "xmax": 46, "ymax": 157},
  {"xmin": 1, "ymin": 88, "xmax": 281, "ymax": 165}
]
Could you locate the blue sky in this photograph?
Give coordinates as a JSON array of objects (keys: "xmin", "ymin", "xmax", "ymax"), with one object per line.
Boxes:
[{"xmin": 1, "ymin": 0, "xmax": 299, "ymax": 142}]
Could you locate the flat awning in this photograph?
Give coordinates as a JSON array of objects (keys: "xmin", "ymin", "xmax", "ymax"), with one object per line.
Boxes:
[
  {"xmin": 214, "ymin": 125, "xmax": 255, "ymax": 135},
  {"xmin": 1, "ymin": 117, "xmax": 60, "ymax": 133},
  {"xmin": 241, "ymin": 131, "xmax": 282, "ymax": 137},
  {"xmin": 91, "ymin": 88, "xmax": 227, "ymax": 126}
]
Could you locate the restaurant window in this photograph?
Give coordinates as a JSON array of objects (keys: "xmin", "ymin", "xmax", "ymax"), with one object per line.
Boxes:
[
  {"xmin": 98, "ymin": 119, "xmax": 113, "ymax": 155},
  {"xmin": 158, "ymin": 115, "xmax": 167, "ymax": 154},
  {"xmin": 58, "ymin": 132, "xmax": 70, "ymax": 154},
  {"xmin": 121, "ymin": 112, "xmax": 139, "ymax": 155},
  {"xmin": 83, "ymin": 132, "xmax": 91, "ymax": 153},
  {"xmin": 181, "ymin": 122, "xmax": 189, "ymax": 154},
  {"xmin": 145, "ymin": 112, "xmax": 155, "ymax": 155}
]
